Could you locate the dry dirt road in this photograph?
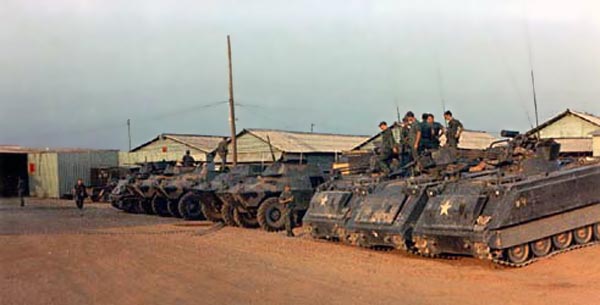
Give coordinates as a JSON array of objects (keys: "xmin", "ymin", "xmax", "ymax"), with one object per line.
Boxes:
[{"xmin": 1, "ymin": 198, "xmax": 599, "ymax": 305}]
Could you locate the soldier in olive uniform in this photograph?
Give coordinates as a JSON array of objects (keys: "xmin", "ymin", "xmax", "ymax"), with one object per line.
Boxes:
[
  {"xmin": 216, "ymin": 137, "xmax": 229, "ymax": 171},
  {"xmin": 279, "ymin": 185, "xmax": 296, "ymax": 237},
  {"xmin": 406, "ymin": 111, "xmax": 421, "ymax": 161},
  {"xmin": 444, "ymin": 110, "xmax": 463, "ymax": 148},
  {"xmin": 74, "ymin": 179, "xmax": 87, "ymax": 210},
  {"xmin": 428, "ymin": 114, "xmax": 444, "ymax": 149},
  {"xmin": 182, "ymin": 150, "xmax": 195, "ymax": 167},
  {"xmin": 418, "ymin": 113, "xmax": 433, "ymax": 151},
  {"xmin": 376, "ymin": 121, "xmax": 397, "ymax": 174},
  {"xmin": 399, "ymin": 116, "xmax": 412, "ymax": 167},
  {"xmin": 17, "ymin": 177, "xmax": 26, "ymax": 207}
]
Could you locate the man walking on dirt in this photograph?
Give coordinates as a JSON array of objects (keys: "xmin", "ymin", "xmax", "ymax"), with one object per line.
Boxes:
[
  {"xmin": 216, "ymin": 137, "xmax": 228, "ymax": 171},
  {"xmin": 74, "ymin": 179, "xmax": 87, "ymax": 210},
  {"xmin": 17, "ymin": 176, "xmax": 26, "ymax": 207},
  {"xmin": 279, "ymin": 185, "xmax": 296, "ymax": 237}
]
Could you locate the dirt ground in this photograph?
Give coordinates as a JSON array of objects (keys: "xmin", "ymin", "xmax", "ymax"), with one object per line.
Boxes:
[{"xmin": 1, "ymin": 198, "xmax": 599, "ymax": 305}]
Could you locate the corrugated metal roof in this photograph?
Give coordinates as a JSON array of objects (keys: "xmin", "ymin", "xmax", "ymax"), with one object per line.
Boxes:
[
  {"xmin": 131, "ymin": 133, "xmax": 225, "ymax": 153},
  {"xmin": 553, "ymin": 138, "xmax": 593, "ymax": 153},
  {"xmin": 528, "ymin": 109, "xmax": 600, "ymax": 135},
  {"xmin": 243, "ymin": 129, "xmax": 369, "ymax": 153},
  {"xmin": 0, "ymin": 145, "xmax": 117, "ymax": 154}
]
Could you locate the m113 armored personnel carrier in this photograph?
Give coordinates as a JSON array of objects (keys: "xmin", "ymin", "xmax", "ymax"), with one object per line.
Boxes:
[{"xmin": 305, "ymin": 131, "xmax": 600, "ymax": 266}]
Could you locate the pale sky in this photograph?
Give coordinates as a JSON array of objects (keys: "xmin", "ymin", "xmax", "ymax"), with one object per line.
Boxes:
[{"xmin": 1, "ymin": 0, "xmax": 599, "ymax": 150}]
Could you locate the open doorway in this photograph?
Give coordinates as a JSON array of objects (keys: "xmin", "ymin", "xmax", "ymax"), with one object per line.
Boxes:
[{"xmin": 0, "ymin": 153, "xmax": 28, "ymax": 197}]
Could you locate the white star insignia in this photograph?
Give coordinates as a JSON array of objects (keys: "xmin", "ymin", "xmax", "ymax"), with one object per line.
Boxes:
[
  {"xmin": 319, "ymin": 195, "xmax": 329, "ymax": 206},
  {"xmin": 440, "ymin": 200, "xmax": 452, "ymax": 216}
]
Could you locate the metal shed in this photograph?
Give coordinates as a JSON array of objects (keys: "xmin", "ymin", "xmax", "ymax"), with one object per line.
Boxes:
[
  {"xmin": 28, "ymin": 149, "xmax": 119, "ymax": 198},
  {"xmin": 527, "ymin": 109, "xmax": 600, "ymax": 156},
  {"xmin": 120, "ymin": 133, "xmax": 225, "ymax": 165},
  {"xmin": 215, "ymin": 129, "xmax": 369, "ymax": 170}
]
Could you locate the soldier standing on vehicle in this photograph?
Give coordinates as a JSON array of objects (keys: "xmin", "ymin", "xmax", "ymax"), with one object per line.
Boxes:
[
  {"xmin": 406, "ymin": 111, "xmax": 421, "ymax": 160},
  {"xmin": 182, "ymin": 150, "xmax": 195, "ymax": 167},
  {"xmin": 74, "ymin": 179, "xmax": 87, "ymax": 210},
  {"xmin": 399, "ymin": 116, "xmax": 412, "ymax": 166},
  {"xmin": 17, "ymin": 176, "xmax": 26, "ymax": 207},
  {"xmin": 216, "ymin": 137, "xmax": 228, "ymax": 171},
  {"xmin": 377, "ymin": 121, "xmax": 397, "ymax": 174},
  {"xmin": 279, "ymin": 185, "xmax": 296, "ymax": 237},
  {"xmin": 444, "ymin": 110, "xmax": 463, "ymax": 148},
  {"xmin": 428, "ymin": 114, "xmax": 444, "ymax": 149}
]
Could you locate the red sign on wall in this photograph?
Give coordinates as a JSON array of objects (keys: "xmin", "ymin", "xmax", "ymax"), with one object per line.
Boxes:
[
  {"xmin": 162, "ymin": 146, "xmax": 168, "ymax": 153},
  {"xmin": 29, "ymin": 163, "xmax": 36, "ymax": 174}
]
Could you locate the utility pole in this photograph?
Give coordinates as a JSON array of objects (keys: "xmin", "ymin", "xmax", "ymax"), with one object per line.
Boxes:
[
  {"xmin": 310, "ymin": 123, "xmax": 315, "ymax": 133},
  {"xmin": 127, "ymin": 119, "xmax": 131, "ymax": 151},
  {"xmin": 227, "ymin": 35, "xmax": 238, "ymax": 166}
]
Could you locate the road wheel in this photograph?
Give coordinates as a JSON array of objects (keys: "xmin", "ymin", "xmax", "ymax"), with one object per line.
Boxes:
[
  {"xmin": 530, "ymin": 238, "xmax": 552, "ymax": 257},
  {"xmin": 257, "ymin": 197, "xmax": 286, "ymax": 232},
  {"xmin": 151, "ymin": 196, "xmax": 171, "ymax": 217},
  {"xmin": 200, "ymin": 195, "xmax": 222, "ymax": 222},
  {"xmin": 233, "ymin": 208, "xmax": 259, "ymax": 228},
  {"xmin": 121, "ymin": 199, "xmax": 138, "ymax": 213},
  {"xmin": 167, "ymin": 199, "xmax": 183, "ymax": 218},
  {"xmin": 594, "ymin": 223, "xmax": 600, "ymax": 240},
  {"xmin": 573, "ymin": 226, "xmax": 593, "ymax": 244},
  {"xmin": 221, "ymin": 200, "xmax": 238, "ymax": 226},
  {"xmin": 507, "ymin": 244, "xmax": 530, "ymax": 264},
  {"xmin": 137, "ymin": 199, "xmax": 154, "ymax": 214},
  {"xmin": 178, "ymin": 192, "xmax": 204, "ymax": 220},
  {"xmin": 552, "ymin": 231, "xmax": 573, "ymax": 250}
]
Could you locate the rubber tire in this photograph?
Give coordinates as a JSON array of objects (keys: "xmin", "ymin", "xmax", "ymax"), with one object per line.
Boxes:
[
  {"xmin": 257, "ymin": 197, "xmax": 286, "ymax": 232},
  {"xmin": 167, "ymin": 198, "xmax": 183, "ymax": 218},
  {"xmin": 594, "ymin": 223, "xmax": 600, "ymax": 240},
  {"xmin": 122, "ymin": 199, "xmax": 138, "ymax": 213},
  {"xmin": 552, "ymin": 231, "xmax": 573, "ymax": 250},
  {"xmin": 221, "ymin": 200, "xmax": 238, "ymax": 227},
  {"xmin": 200, "ymin": 195, "xmax": 223, "ymax": 223},
  {"xmin": 507, "ymin": 244, "xmax": 530, "ymax": 264},
  {"xmin": 233, "ymin": 208, "xmax": 259, "ymax": 228},
  {"xmin": 137, "ymin": 199, "xmax": 154, "ymax": 214},
  {"xmin": 152, "ymin": 196, "xmax": 171, "ymax": 217},
  {"xmin": 573, "ymin": 226, "xmax": 593, "ymax": 244},
  {"xmin": 178, "ymin": 192, "xmax": 205, "ymax": 220},
  {"xmin": 530, "ymin": 238, "xmax": 552, "ymax": 257}
]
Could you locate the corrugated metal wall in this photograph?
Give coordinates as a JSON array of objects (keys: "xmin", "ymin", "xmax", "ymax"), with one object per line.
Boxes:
[
  {"xmin": 28, "ymin": 153, "xmax": 59, "ymax": 198},
  {"xmin": 57, "ymin": 151, "xmax": 118, "ymax": 197},
  {"xmin": 594, "ymin": 135, "xmax": 600, "ymax": 157},
  {"xmin": 119, "ymin": 138, "xmax": 207, "ymax": 165}
]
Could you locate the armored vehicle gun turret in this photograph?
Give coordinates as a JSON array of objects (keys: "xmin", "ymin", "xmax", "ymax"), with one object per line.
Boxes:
[
  {"xmin": 184, "ymin": 165, "xmax": 265, "ymax": 222},
  {"xmin": 218, "ymin": 161, "xmax": 327, "ymax": 231}
]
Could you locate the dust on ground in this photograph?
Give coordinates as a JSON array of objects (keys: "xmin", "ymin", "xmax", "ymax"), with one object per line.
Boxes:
[{"xmin": 1, "ymin": 198, "xmax": 599, "ymax": 305}]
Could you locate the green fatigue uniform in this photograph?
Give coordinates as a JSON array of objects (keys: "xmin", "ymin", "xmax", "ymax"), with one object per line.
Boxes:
[
  {"xmin": 17, "ymin": 177, "xmax": 25, "ymax": 207},
  {"xmin": 279, "ymin": 190, "xmax": 296, "ymax": 237},
  {"xmin": 418, "ymin": 121, "xmax": 433, "ymax": 151},
  {"xmin": 431, "ymin": 122, "xmax": 444, "ymax": 149},
  {"xmin": 216, "ymin": 139, "xmax": 228, "ymax": 171},
  {"xmin": 182, "ymin": 154, "xmax": 195, "ymax": 167},
  {"xmin": 377, "ymin": 127, "xmax": 395, "ymax": 174},
  {"xmin": 408, "ymin": 121, "xmax": 420, "ymax": 159},
  {"xmin": 446, "ymin": 119, "xmax": 463, "ymax": 148},
  {"xmin": 74, "ymin": 183, "xmax": 87, "ymax": 210},
  {"xmin": 400, "ymin": 123, "xmax": 412, "ymax": 166}
]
